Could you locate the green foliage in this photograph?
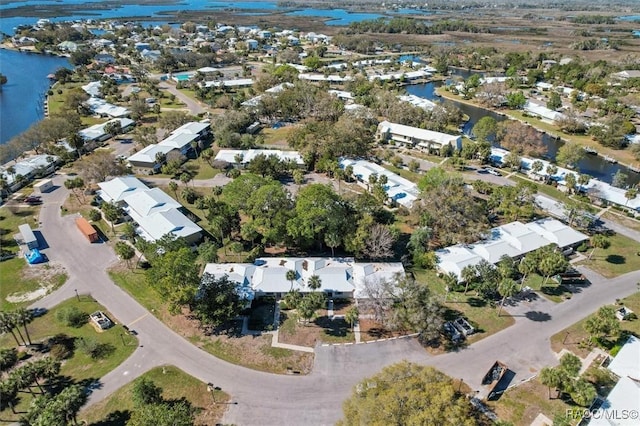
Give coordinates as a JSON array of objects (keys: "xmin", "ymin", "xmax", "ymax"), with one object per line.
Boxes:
[
  {"xmin": 55, "ymin": 306, "xmax": 88, "ymax": 328},
  {"xmin": 76, "ymin": 337, "xmax": 115, "ymax": 359},
  {"xmin": 87, "ymin": 209, "xmax": 102, "ymax": 222},
  {"xmin": 339, "ymin": 362, "xmax": 478, "ymax": 426},
  {"xmin": 298, "ymin": 292, "xmax": 326, "ymax": 324},
  {"xmin": 132, "ymin": 377, "xmax": 164, "ymax": 407},
  {"xmin": 127, "ymin": 399, "xmax": 194, "ymax": 426},
  {"xmin": 146, "ymin": 246, "xmax": 200, "ymax": 314},
  {"xmin": 472, "ymin": 117, "xmax": 498, "ymax": 143},
  {"xmin": 191, "ymin": 273, "xmax": 246, "ymax": 328},
  {"xmin": 23, "ymin": 384, "xmax": 87, "ymax": 426},
  {"xmin": 0, "ymin": 348, "xmax": 18, "ymax": 371},
  {"xmin": 389, "ymin": 275, "xmax": 443, "ymax": 344},
  {"xmin": 584, "ymin": 305, "xmax": 620, "ymax": 341}
]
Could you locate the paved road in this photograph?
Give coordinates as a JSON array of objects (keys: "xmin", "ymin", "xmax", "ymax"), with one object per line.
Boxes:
[
  {"xmin": 158, "ymin": 81, "xmax": 207, "ymax": 116},
  {"xmin": 30, "ymin": 174, "xmax": 640, "ymax": 425}
]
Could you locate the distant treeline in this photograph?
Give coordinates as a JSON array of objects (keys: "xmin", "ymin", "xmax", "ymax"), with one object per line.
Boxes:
[
  {"xmin": 345, "ymin": 18, "xmax": 487, "ymax": 35},
  {"xmin": 569, "ymin": 15, "xmax": 615, "ymax": 24}
]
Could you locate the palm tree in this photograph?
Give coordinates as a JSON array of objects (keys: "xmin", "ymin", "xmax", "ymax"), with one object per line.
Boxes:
[
  {"xmin": 518, "ymin": 255, "xmax": 537, "ymax": 290},
  {"xmin": 324, "ymin": 232, "xmax": 340, "ymax": 257},
  {"xmin": 168, "ymin": 181, "xmax": 179, "ymax": 199},
  {"xmin": 625, "ymin": 186, "xmax": 638, "ymax": 206},
  {"xmin": 15, "ymin": 308, "xmax": 33, "ymax": 346},
  {"xmin": 11, "ymin": 365, "xmax": 35, "ymax": 395},
  {"xmin": 345, "ymin": 306, "xmax": 359, "ymax": 331},
  {"xmin": 531, "ymin": 160, "xmax": 543, "ymax": 175},
  {"xmin": 442, "ymin": 272, "xmax": 458, "ymax": 302},
  {"xmin": 460, "ymin": 265, "xmax": 476, "ymax": 295},
  {"xmin": 0, "ymin": 380, "xmax": 19, "ymax": 414},
  {"xmin": 0, "ymin": 312, "xmax": 25, "ymax": 346},
  {"xmin": 307, "ymin": 275, "xmax": 322, "ymax": 291},
  {"xmin": 539, "ymin": 367, "xmax": 563, "ymax": 399},
  {"xmin": 577, "ymin": 173, "xmax": 590, "ymax": 188},
  {"xmin": 33, "ymin": 357, "xmax": 61, "ymax": 391},
  {"xmin": 546, "ymin": 164, "xmax": 558, "ymax": 178},
  {"xmin": 344, "ymin": 165, "xmax": 353, "ymax": 183},
  {"xmin": 286, "ymin": 269, "xmax": 297, "ymax": 291},
  {"xmin": 497, "ymin": 278, "xmax": 518, "ymax": 316},
  {"xmin": 589, "ymin": 234, "xmax": 610, "ymax": 260}
]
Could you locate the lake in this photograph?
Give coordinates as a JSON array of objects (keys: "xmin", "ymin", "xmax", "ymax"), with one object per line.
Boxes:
[
  {"xmin": 0, "ymin": 49, "xmax": 71, "ymax": 144},
  {"xmin": 0, "ymin": 0, "xmax": 395, "ymax": 34},
  {"xmin": 406, "ymin": 81, "xmax": 640, "ymax": 186}
]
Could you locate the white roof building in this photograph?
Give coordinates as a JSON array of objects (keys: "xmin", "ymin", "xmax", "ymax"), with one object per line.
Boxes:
[
  {"xmin": 590, "ymin": 335, "xmax": 640, "ymax": 426},
  {"xmin": 122, "ymin": 187, "xmax": 181, "ymax": 218},
  {"xmin": 436, "ymin": 218, "xmax": 588, "ymax": 280},
  {"xmin": 339, "ymin": 158, "xmax": 419, "ymax": 208},
  {"xmin": 215, "ymin": 149, "xmax": 304, "ymax": 166},
  {"xmin": 523, "ymin": 100, "xmax": 564, "ymax": 123},
  {"xmin": 134, "ymin": 208, "xmax": 202, "ymax": 243},
  {"xmin": 203, "ymin": 257, "xmax": 404, "ymax": 298},
  {"xmin": 377, "ymin": 120, "xmax": 462, "ymax": 151},
  {"xmin": 97, "ymin": 176, "xmax": 149, "ymax": 204},
  {"xmin": 0, "ymin": 155, "xmax": 59, "ymax": 187},
  {"xmin": 127, "ymin": 144, "xmax": 175, "ymax": 167},
  {"xmin": 203, "ymin": 78, "xmax": 254, "ymax": 88},
  {"xmin": 399, "ymin": 94, "xmax": 437, "ymax": 111}
]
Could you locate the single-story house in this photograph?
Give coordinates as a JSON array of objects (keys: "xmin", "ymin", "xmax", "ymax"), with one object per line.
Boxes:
[
  {"xmin": 398, "ymin": 94, "xmax": 437, "ymax": 111},
  {"xmin": 202, "ymin": 78, "xmax": 254, "ymax": 88},
  {"xmin": 339, "ymin": 158, "xmax": 419, "ymax": 208},
  {"xmin": 127, "ymin": 144, "xmax": 175, "ymax": 172},
  {"xmin": 98, "ymin": 176, "xmax": 202, "ymax": 244},
  {"xmin": 376, "ymin": 120, "xmax": 462, "ymax": 151},
  {"xmin": 590, "ymin": 335, "xmax": 640, "ymax": 426},
  {"xmin": 203, "ymin": 257, "xmax": 404, "ymax": 300},
  {"xmin": 436, "ymin": 218, "xmax": 589, "ymax": 280},
  {"xmin": 215, "ymin": 149, "xmax": 305, "ymax": 167},
  {"xmin": 97, "ymin": 176, "xmax": 149, "ymax": 204},
  {"xmin": 0, "ymin": 155, "xmax": 59, "ymax": 191}
]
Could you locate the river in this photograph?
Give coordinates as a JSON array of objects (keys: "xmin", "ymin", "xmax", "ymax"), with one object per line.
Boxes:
[
  {"xmin": 0, "ymin": 48, "xmax": 71, "ymax": 144},
  {"xmin": 406, "ymin": 81, "xmax": 640, "ymax": 186}
]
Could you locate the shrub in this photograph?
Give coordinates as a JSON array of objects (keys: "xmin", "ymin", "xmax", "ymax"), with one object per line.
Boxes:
[
  {"xmin": 0, "ymin": 348, "xmax": 18, "ymax": 371},
  {"xmin": 55, "ymin": 306, "xmax": 88, "ymax": 328},
  {"xmin": 88, "ymin": 209, "xmax": 102, "ymax": 222},
  {"xmin": 576, "ymin": 242, "xmax": 589, "ymax": 252},
  {"xmin": 76, "ymin": 337, "xmax": 115, "ymax": 359},
  {"xmin": 50, "ymin": 343, "xmax": 72, "ymax": 360}
]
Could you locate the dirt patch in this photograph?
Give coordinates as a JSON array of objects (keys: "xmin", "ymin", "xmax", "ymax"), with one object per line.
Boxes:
[
  {"xmin": 359, "ymin": 318, "xmax": 410, "ymax": 342},
  {"xmin": 6, "ymin": 261, "xmax": 67, "ymax": 303},
  {"xmin": 160, "ymin": 307, "xmax": 313, "ymax": 374},
  {"xmin": 278, "ymin": 309, "xmax": 355, "ymax": 346}
]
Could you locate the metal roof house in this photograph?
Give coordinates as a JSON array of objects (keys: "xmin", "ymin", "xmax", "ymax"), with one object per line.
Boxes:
[
  {"xmin": 203, "ymin": 258, "xmax": 405, "ymax": 300},
  {"xmin": 376, "ymin": 120, "xmax": 462, "ymax": 151},
  {"xmin": 436, "ymin": 218, "xmax": 589, "ymax": 280},
  {"xmin": 97, "ymin": 176, "xmax": 150, "ymax": 204}
]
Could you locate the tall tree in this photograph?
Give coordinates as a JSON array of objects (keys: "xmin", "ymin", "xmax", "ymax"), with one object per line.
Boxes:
[
  {"xmin": 132, "ymin": 378, "xmax": 163, "ymax": 407},
  {"xmin": 115, "ymin": 242, "xmax": 136, "ymax": 269},
  {"xmin": 340, "ymin": 362, "xmax": 478, "ymax": 426},
  {"xmin": 589, "ymin": 234, "xmax": 610, "ymax": 260},
  {"xmin": 584, "ymin": 305, "xmax": 620, "ymax": 343},
  {"xmin": 307, "ymin": 275, "xmax": 322, "ymax": 291},
  {"xmin": 14, "ymin": 308, "xmax": 33, "ymax": 346},
  {"xmin": 191, "ymin": 274, "xmax": 246, "ymax": 328}
]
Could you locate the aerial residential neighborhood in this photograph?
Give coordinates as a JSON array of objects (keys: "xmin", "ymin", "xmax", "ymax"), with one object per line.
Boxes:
[{"xmin": 1, "ymin": 0, "xmax": 640, "ymax": 425}]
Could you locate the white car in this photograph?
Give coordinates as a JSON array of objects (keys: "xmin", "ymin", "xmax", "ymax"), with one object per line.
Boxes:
[{"xmin": 486, "ymin": 168, "xmax": 502, "ymax": 176}]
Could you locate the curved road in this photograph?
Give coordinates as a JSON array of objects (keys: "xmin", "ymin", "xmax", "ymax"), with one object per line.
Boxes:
[{"xmin": 31, "ymin": 174, "xmax": 640, "ymax": 425}]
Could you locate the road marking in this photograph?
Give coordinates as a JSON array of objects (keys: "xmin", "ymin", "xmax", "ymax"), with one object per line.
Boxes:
[{"xmin": 129, "ymin": 313, "xmax": 149, "ymax": 326}]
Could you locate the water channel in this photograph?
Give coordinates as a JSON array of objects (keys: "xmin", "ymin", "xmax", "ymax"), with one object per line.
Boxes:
[{"xmin": 405, "ymin": 80, "xmax": 640, "ymax": 186}]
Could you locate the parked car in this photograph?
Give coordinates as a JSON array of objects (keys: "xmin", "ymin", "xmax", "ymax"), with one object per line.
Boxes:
[
  {"xmin": 485, "ymin": 167, "xmax": 502, "ymax": 176},
  {"xmin": 443, "ymin": 321, "xmax": 463, "ymax": 343}
]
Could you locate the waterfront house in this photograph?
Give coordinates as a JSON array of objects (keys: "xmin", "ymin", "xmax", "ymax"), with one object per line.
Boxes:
[{"xmin": 376, "ymin": 120, "xmax": 462, "ymax": 151}]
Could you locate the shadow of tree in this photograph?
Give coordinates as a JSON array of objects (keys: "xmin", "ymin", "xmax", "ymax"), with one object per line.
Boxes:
[
  {"xmin": 314, "ymin": 316, "xmax": 349, "ymax": 338},
  {"xmin": 88, "ymin": 410, "xmax": 131, "ymax": 426},
  {"xmin": 605, "ymin": 254, "xmax": 625, "ymax": 265},
  {"xmin": 467, "ymin": 297, "xmax": 487, "ymax": 308},
  {"xmin": 525, "ymin": 311, "xmax": 552, "ymax": 322}
]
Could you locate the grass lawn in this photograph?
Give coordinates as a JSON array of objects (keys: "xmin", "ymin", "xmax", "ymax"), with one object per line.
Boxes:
[
  {"xmin": 522, "ymin": 273, "xmax": 574, "ymax": 303},
  {"xmin": 550, "ymin": 291, "xmax": 640, "ymax": 358},
  {"xmin": 0, "ymin": 203, "xmax": 67, "ymax": 310},
  {"xmin": 110, "ymin": 268, "xmax": 314, "ymax": 374},
  {"xmin": 192, "ymin": 162, "xmax": 220, "ymax": 180},
  {"xmin": 488, "ymin": 378, "xmax": 576, "ymax": 426},
  {"xmin": 381, "ymin": 164, "xmax": 422, "ymax": 183},
  {"xmin": 413, "ymin": 269, "xmax": 515, "ymax": 345},
  {"xmin": 81, "ymin": 366, "xmax": 229, "ymax": 426},
  {"xmin": 0, "ymin": 298, "xmax": 137, "ymax": 422},
  {"xmin": 260, "ymin": 127, "xmax": 295, "ymax": 147},
  {"xmin": 577, "ymin": 233, "xmax": 640, "ymax": 277}
]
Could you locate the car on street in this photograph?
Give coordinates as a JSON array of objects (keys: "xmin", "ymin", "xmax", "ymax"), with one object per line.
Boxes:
[{"xmin": 485, "ymin": 167, "xmax": 502, "ymax": 176}]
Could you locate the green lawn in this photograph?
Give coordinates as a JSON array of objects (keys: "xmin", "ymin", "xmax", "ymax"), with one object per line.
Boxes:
[
  {"xmin": 192, "ymin": 162, "xmax": 221, "ymax": 180},
  {"xmin": 522, "ymin": 273, "xmax": 573, "ymax": 303},
  {"xmin": 0, "ymin": 204, "xmax": 67, "ymax": 310},
  {"xmin": 551, "ymin": 291, "xmax": 640, "ymax": 358},
  {"xmin": 577, "ymin": 233, "xmax": 640, "ymax": 277},
  {"xmin": 413, "ymin": 269, "xmax": 515, "ymax": 344},
  {"xmin": 0, "ymin": 298, "xmax": 137, "ymax": 423},
  {"xmin": 108, "ymin": 269, "xmax": 165, "ymax": 315},
  {"xmin": 81, "ymin": 366, "xmax": 229, "ymax": 426},
  {"xmin": 381, "ymin": 164, "xmax": 422, "ymax": 183},
  {"xmin": 260, "ymin": 127, "xmax": 295, "ymax": 147}
]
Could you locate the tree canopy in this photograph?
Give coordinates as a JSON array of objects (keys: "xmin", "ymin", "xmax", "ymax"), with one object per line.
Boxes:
[{"xmin": 339, "ymin": 362, "xmax": 478, "ymax": 426}]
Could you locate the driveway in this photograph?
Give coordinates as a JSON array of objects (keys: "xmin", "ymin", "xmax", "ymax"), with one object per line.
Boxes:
[
  {"xmin": 30, "ymin": 174, "xmax": 640, "ymax": 426},
  {"xmin": 159, "ymin": 81, "xmax": 207, "ymax": 116}
]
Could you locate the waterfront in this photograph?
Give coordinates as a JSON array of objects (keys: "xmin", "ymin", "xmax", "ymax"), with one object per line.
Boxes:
[
  {"xmin": 406, "ymin": 81, "xmax": 640, "ymax": 186},
  {"xmin": 0, "ymin": 48, "xmax": 70, "ymax": 144}
]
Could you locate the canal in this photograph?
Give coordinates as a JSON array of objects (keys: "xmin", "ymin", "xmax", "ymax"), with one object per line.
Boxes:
[{"xmin": 405, "ymin": 80, "xmax": 640, "ymax": 186}]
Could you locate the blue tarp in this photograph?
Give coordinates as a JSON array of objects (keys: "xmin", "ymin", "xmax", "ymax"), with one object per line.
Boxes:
[{"xmin": 25, "ymin": 249, "xmax": 44, "ymax": 264}]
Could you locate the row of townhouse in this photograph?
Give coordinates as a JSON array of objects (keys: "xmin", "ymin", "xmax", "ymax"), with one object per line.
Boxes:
[
  {"xmin": 97, "ymin": 176, "xmax": 202, "ymax": 244},
  {"xmin": 127, "ymin": 121, "xmax": 211, "ymax": 173}
]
